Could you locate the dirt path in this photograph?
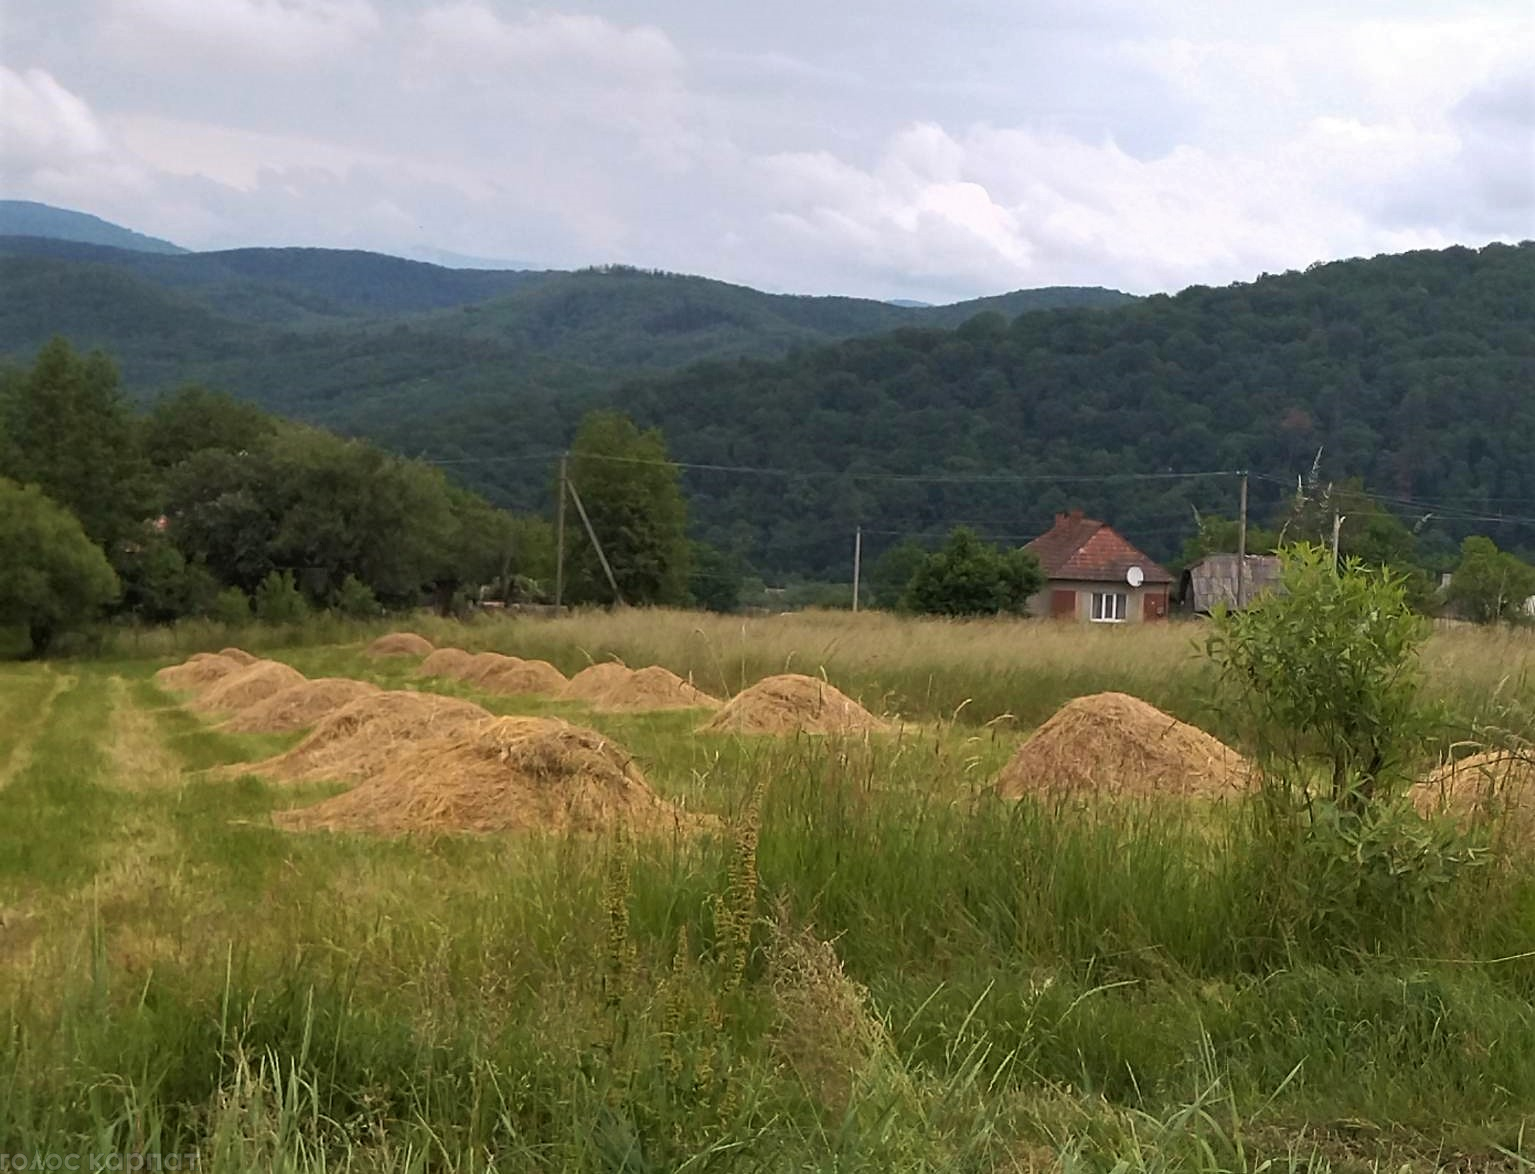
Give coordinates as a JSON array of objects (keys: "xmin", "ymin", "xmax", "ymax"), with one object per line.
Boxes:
[{"xmin": 0, "ymin": 667, "xmax": 70, "ymax": 791}]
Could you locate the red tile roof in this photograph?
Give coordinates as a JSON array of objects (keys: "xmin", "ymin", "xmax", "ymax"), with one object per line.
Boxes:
[{"xmin": 1025, "ymin": 510, "xmax": 1174, "ymax": 585}]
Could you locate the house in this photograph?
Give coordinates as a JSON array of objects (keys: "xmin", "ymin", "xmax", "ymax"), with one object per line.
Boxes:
[
  {"xmin": 1023, "ymin": 509, "xmax": 1174, "ymax": 622},
  {"xmin": 1178, "ymin": 553, "xmax": 1283, "ymax": 614}
]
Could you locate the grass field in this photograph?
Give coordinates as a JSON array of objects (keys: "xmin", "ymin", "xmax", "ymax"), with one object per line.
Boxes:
[{"xmin": 3, "ymin": 611, "xmax": 1534, "ymax": 1171}]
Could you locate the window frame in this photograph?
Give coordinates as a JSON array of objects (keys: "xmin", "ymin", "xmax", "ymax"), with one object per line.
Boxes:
[{"xmin": 1090, "ymin": 590, "xmax": 1128, "ymax": 623}]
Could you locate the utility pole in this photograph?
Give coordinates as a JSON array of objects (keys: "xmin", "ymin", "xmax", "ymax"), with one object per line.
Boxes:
[
  {"xmin": 1235, "ymin": 472, "xmax": 1249, "ymax": 609},
  {"xmin": 567, "ymin": 478, "xmax": 624, "ymax": 606},
  {"xmin": 554, "ymin": 452, "xmax": 567, "ymax": 614},
  {"xmin": 1331, "ymin": 511, "xmax": 1344, "ymax": 571},
  {"xmin": 851, "ymin": 526, "xmax": 863, "ymax": 613}
]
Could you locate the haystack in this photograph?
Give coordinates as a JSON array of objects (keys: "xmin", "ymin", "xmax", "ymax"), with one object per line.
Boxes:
[
  {"xmin": 478, "ymin": 659, "xmax": 567, "ymax": 696},
  {"xmin": 239, "ymin": 690, "xmax": 491, "ymax": 785},
  {"xmin": 562, "ymin": 661, "xmax": 633, "ymax": 702},
  {"xmin": 217, "ymin": 647, "xmax": 259, "ymax": 666},
  {"xmin": 593, "ymin": 666, "xmax": 720, "ymax": 711},
  {"xmin": 191, "ymin": 660, "xmax": 306, "ymax": 713},
  {"xmin": 416, "ymin": 648, "xmax": 476, "ymax": 679},
  {"xmin": 1415, "ymin": 748, "xmax": 1535, "ymax": 833},
  {"xmin": 222, "ymin": 678, "xmax": 382, "ymax": 733},
  {"xmin": 463, "ymin": 651, "xmax": 524, "ymax": 683},
  {"xmin": 274, "ymin": 716, "xmax": 697, "ymax": 836},
  {"xmin": 366, "ymin": 632, "xmax": 435, "ymax": 658},
  {"xmin": 154, "ymin": 653, "xmax": 245, "ymax": 693},
  {"xmin": 995, "ymin": 692, "xmax": 1248, "ymax": 800},
  {"xmin": 703, "ymin": 674, "xmax": 889, "ymax": 735}
]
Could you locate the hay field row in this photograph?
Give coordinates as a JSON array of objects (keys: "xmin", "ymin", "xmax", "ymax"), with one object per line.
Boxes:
[{"xmin": 0, "ymin": 617, "xmax": 1533, "ymax": 1171}]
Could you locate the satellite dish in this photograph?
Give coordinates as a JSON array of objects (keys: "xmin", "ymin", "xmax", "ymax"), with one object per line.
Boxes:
[{"xmin": 1126, "ymin": 566, "xmax": 1145, "ymax": 588}]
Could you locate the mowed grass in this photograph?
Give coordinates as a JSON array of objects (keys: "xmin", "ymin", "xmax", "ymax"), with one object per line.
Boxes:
[{"xmin": 1, "ymin": 619, "xmax": 1533, "ymax": 1170}]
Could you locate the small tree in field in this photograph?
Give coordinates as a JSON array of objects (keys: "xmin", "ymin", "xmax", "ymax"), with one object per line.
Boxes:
[
  {"xmin": 0, "ymin": 479, "xmax": 119, "ymax": 656},
  {"xmin": 254, "ymin": 570, "xmax": 309, "ymax": 624},
  {"xmin": 1206, "ymin": 543, "xmax": 1479, "ymax": 940}
]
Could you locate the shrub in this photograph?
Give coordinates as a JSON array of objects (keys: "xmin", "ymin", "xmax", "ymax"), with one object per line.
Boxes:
[
  {"xmin": 333, "ymin": 574, "xmax": 380, "ymax": 619},
  {"xmin": 212, "ymin": 586, "xmax": 251, "ymax": 626},
  {"xmin": 253, "ymin": 571, "xmax": 309, "ymax": 624}
]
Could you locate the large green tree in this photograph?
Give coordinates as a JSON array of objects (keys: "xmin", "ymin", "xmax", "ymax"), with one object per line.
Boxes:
[
  {"xmin": 0, "ymin": 338, "xmax": 149, "ymax": 548},
  {"xmin": 902, "ymin": 528, "xmax": 1043, "ymax": 616},
  {"xmin": 1447, "ymin": 536, "xmax": 1535, "ymax": 623},
  {"xmin": 563, "ymin": 411, "xmax": 690, "ymax": 606},
  {"xmin": 0, "ymin": 479, "xmax": 119, "ymax": 655}
]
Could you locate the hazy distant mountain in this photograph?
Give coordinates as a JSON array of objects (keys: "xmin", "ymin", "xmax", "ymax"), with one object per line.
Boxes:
[
  {"xmin": 399, "ymin": 244, "xmax": 542, "ymax": 271},
  {"xmin": 0, "ymin": 200, "xmax": 186, "ymax": 254},
  {"xmin": 886, "ymin": 298, "xmax": 933, "ymax": 308}
]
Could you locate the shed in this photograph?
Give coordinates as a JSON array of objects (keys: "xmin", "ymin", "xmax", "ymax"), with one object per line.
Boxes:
[{"xmin": 1178, "ymin": 553, "xmax": 1283, "ymax": 614}]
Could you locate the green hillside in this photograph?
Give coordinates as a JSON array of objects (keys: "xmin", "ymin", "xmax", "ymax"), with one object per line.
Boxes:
[{"xmin": 0, "ymin": 200, "xmax": 186, "ymax": 254}]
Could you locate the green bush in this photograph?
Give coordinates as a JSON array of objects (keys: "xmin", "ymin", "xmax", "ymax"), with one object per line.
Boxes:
[
  {"xmin": 333, "ymin": 574, "xmax": 380, "ymax": 619},
  {"xmin": 253, "ymin": 571, "xmax": 309, "ymax": 624},
  {"xmin": 212, "ymin": 586, "xmax": 251, "ymax": 627},
  {"xmin": 902, "ymin": 527, "xmax": 1042, "ymax": 616}
]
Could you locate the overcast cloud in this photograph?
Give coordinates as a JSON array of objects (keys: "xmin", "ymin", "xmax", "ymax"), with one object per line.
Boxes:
[{"xmin": 1, "ymin": 0, "xmax": 1531, "ymax": 300}]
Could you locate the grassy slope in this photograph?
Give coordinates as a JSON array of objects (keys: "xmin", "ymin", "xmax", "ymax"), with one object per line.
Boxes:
[{"xmin": 1, "ymin": 618, "xmax": 1533, "ymax": 1169}]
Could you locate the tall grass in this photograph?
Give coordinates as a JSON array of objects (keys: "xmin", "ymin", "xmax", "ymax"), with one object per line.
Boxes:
[{"xmin": 2, "ymin": 654, "xmax": 1534, "ymax": 1168}]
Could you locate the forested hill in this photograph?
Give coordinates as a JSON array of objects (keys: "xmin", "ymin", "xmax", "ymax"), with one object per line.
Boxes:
[
  {"xmin": 0, "ymin": 200, "xmax": 186, "ymax": 254},
  {"xmin": 586, "ymin": 241, "xmax": 1531, "ymax": 575}
]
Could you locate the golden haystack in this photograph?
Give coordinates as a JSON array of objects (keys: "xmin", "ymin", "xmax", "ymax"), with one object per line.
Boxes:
[
  {"xmin": 222, "ymin": 678, "xmax": 382, "ymax": 733},
  {"xmin": 703, "ymin": 673, "xmax": 889, "ymax": 735},
  {"xmin": 416, "ymin": 648, "xmax": 476, "ymax": 679},
  {"xmin": 995, "ymin": 692, "xmax": 1248, "ymax": 800},
  {"xmin": 217, "ymin": 647, "xmax": 259, "ymax": 666},
  {"xmin": 479, "ymin": 659, "xmax": 567, "ymax": 696},
  {"xmin": 239, "ymin": 690, "xmax": 492, "ymax": 784},
  {"xmin": 562, "ymin": 661, "xmax": 633, "ymax": 701},
  {"xmin": 365, "ymin": 632, "xmax": 435, "ymax": 658},
  {"xmin": 463, "ymin": 651, "xmax": 524, "ymax": 683},
  {"xmin": 275, "ymin": 716, "xmax": 697, "ymax": 836},
  {"xmin": 191, "ymin": 660, "xmax": 307, "ymax": 713},
  {"xmin": 154, "ymin": 653, "xmax": 245, "ymax": 693},
  {"xmin": 593, "ymin": 665, "xmax": 721, "ymax": 711},
  {"xmin": 1415, "ymin": 748, "xmax": 1535, "ymax": 834}
]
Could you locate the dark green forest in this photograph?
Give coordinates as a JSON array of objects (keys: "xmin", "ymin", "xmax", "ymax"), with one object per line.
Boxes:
[{"xmin": 2, "ymin": 226, "xmax": 1531, "ymax": 581}]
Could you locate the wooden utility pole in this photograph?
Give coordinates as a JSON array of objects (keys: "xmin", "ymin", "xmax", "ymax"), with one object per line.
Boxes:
[
  {"xmin": 1331, "ymin": 511, "xmax": 1344, "ymax": 570},
  {"xmin": 851, "ymin": 526, "xmax": 863, "ymax": 613},
  {"xmin": 1235, "ymin": 472, "xmax": 1249, "ymax": 609},
  {"xmin": 554, "ymin": 452, "xmax": 567, "ymax": 614},
  {"xmin": 567, "ymin": 478, "xmax": 624, "ymax": 606}
]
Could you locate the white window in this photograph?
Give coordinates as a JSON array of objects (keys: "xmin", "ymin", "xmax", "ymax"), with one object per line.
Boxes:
[{"xmin": 1091, "ymin": 591, "xmax": 1127, "ymax": 622}]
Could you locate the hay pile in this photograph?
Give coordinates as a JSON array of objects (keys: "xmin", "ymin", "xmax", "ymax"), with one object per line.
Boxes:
[
  {"xmin": 154, "ymin": 653, "xmax": 245, "ymax": 693},
  {"xmin": 366, "ymin": 632, "xmax": 435, "ymax": 658},
  {"xmin": 222, "ymin": 678, "xmax": 382, "ymax": 733},
  {"xmin": 995, "ymin": 692, "xmax": 1248, "ymax": 800},
  {"xmin": 479, "ymin": 659, "xmax": 567, "ymax": 696},
  {"xmin": 217, "ymin": 647, "xmax": 259, "ymax": 666},
  {"xmin": 240, "ymin": 690, "xmax": 491, "ymax": 784},
  {"xmin": 591, "ymin": 666, "xmax": 720, "ymax": 711},
  {"xmin": 1415, "ymin": 748, "xmax": 1535, "ymax": 832},
  {"xmin": 463, "ymin": 651, "xmax": 524, "ymax": 683},
  {"xmin": 562, "ymin": 662, "xmax": 633, "ymax": 702},
  {"xmin": 416, "ymin": 648, "xmax": 475, "ymax": 679},
  {"xmin": 703, "ymin": 674, "xmax": 889, "ymax": 735},
  {"xmin": 191, "ymin": 660, "xmax": 306, "ymax": 713},
  {"xmin": 275, "ymin": 716, "xmax": 696, "ymax": 836}
]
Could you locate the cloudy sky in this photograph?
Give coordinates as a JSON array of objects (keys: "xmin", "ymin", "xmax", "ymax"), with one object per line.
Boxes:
[{"xmin": 1, "ymin": 0, "xmax": 1531, "ymax": 301}]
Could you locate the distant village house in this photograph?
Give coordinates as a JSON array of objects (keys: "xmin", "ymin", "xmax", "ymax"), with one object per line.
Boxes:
[
  {"xmin": 1178, "ymin": 553, "xmax": 1283, "ymax": 615},
  {"xmin": 1024, "ymin": 510, "xmax": 1173, "ymax": 622}
]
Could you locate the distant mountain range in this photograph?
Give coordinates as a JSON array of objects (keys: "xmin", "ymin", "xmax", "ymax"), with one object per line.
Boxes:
[{"xmin": 0, "ymin": 200, "xmax": 187, "ymax": 255}]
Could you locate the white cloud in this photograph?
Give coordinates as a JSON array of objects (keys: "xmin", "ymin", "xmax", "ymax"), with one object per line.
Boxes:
[
  {"xmin": 416, "ymin": 4, "xmax": 681, "ymax": 75},
  {"xmin": 105, "ymin": 0, "xmax": 379, "ymax": 65}
]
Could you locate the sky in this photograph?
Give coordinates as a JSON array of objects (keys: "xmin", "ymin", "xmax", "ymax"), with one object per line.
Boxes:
[{"xmin": 0, "ymin": 0, "xmax": 1531, "ymax": 302}]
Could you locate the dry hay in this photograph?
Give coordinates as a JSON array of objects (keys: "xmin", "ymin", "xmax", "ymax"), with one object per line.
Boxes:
[
  {"xmin": 416, "ymin": 648, "xmax": 476, "ymax": 679},
  {"xmin": 275, "ymin": 715, "xmax": 698, "ymax": 837},
  {"xmin": 221, "ymin": 678, "xmax": 382, "ymax": 733},
  {"xmin": 703, "ymin": 673, "xmax": 890, "ymax": 735},
  {"xmin": 154, "ymin": 653, "xmax": 245, "ymax": 693},
  {"xmin": 591, "ymin": 665, "xmax": 721, "ymax": 711},
  {"xmin": 1414, "ymin": 748, "xmax": 1535, "ymax": 835},
  {"xmin": 995, "ymin": 692, "xmax": 1248, "ymax": 800},
  {"xmin": 191, "ymin": 660, "xmax": 307, "ymax": 713},
  {"xmin": 463, "ymin": 651, "xmax": 525, "ymax": 683},
  {"xmin": 478, "ymin": 659, "xmax": 567, "ymax": 696},
  {"xmin": 240, "ymin": 690, "xmax": 492, "ymax": 785},
  {"xmin": 365, "ymin": 632, "xmax": 435, "ymax": 658},
  {"xmin": 217, "ymin": 647, "xmax": 259, "ymax": 666},
  {"xmin": 562, "ymin": 661, "xmax": 634, "ymax": 702}
]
